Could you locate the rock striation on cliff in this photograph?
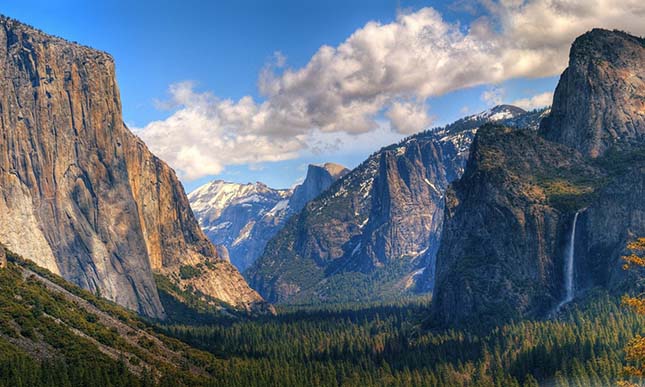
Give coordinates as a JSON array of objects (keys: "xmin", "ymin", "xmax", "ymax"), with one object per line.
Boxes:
[
  {"xmin": 0, "ymin": 16, "xmax": 265, "ymax": 318},
  {"xmin": 433, "ymin": 29, "xmax": 645, "ymax": 327},
  {"xmin": 0, "ymin": 244, "xmax": 6, "ymax": 269},
  {"xmin": 247, "ymin": 105, "xmax": 537, "ymax": 304}
]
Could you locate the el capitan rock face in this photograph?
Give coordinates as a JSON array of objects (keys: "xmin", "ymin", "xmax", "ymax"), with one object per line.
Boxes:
[
  {"xmin": 433, "ymin": 29, "xmax": 645, "ymax": 327},
  {"xmin": 0, "ymin": 244, "xmax": 6, "ymax": 269},
  {"xmin": 0, "ymin": 16, "xmax": 265, "ymax": 318}
]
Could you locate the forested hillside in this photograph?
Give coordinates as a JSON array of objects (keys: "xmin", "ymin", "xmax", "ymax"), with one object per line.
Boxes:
[
  {"xmin": 160, "ymin": 295, "xmax": 643, "ymax": 387},
  {"xmin": 1, "ymin": 244, "xmax": 644, "ymax": 386}
]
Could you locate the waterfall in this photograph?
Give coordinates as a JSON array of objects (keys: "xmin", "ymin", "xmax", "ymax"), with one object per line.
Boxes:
[{"xmin": 555, "ymin": 211, "xmax": 580, "ymax": 312}]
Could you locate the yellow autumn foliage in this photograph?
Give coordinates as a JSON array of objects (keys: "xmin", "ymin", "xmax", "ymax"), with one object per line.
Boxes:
[{"xmin": 621, "ymin": 238, "xmax": 645, "ymax": 386}]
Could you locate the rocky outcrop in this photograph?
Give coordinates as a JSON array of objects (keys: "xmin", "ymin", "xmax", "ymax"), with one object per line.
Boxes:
[
  {"xmin": 432, "ymin": 126, "xmax": 605, "ymax": 325},
  {"xmin": 248, "ymin": 106, "xmax": 535, "ymax": 304},
  {"xmin": 0, "ymin": 244, "xmax": 6, "ymax": 268},
  {"xmin": 541, "ymin": 29, "xmax": 645, "ymax": 157},
  {"xmin": 287, "ymin": 163, "xmax": 349, "ymax": 212},
  {"xmin": 188, "ymin": 163, "xmax": 348, "ymax": 272},
  {"xmin": 433, "ymin": 29, "xmax": 645, "ymax": 327},
  {"xmin": 0, "ymin": 16, "xmax": 265, "ymax": 318}
]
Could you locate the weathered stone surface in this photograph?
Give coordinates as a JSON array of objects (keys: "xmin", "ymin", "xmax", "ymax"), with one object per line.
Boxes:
[
  {"xmin": 433, "ymin": 29, "xmax": 645, "ymax": 327},
  {"xmin": 541, "ymin": 29, "xmax": 645, "ymax": 157},
  {"xmin": 0, "ymin": 16, "xmax": 265, "ymax": 318},
  {"xmin": 0, "ymin": 244, "xmax": 6, "ymax": 268},
  {"xmin": 247, "ymin": 106, "xmax": 535, "ymax": 304}
]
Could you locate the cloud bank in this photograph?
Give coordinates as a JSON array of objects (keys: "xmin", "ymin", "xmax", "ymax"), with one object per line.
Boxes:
[
  {"xmin": 136, "ymin": 0, "xmax": 645, "ymax": 180},
  {"xmin": 511, "ymin": 91, "xmax": 554, "ymax": 110}
]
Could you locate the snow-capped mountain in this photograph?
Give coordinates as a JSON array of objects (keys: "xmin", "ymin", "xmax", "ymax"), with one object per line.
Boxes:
[
  {"xmin": 247, "ymin": 105, "xmax": 545, "ymax": 304},
  {"xmin": 188, "ymin": 163, "xmax": 349, "ymax": 271},
  {"xmin": 466, "ymin": 104, "xmax": 527, "ymax": 123}
]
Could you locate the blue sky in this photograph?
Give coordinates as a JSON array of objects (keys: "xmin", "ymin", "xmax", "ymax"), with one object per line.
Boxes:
[{"xmin": 3, "ymin": 1, "xmax": 640, "ymax": 191}]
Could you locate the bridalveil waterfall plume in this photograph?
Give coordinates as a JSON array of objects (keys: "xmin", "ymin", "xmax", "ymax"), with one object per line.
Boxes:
[{"xmin": 557, "ymin": 211, "xmax": 580, "ymax": 312}]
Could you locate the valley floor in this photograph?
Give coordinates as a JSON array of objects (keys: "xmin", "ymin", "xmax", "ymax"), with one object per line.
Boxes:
[
  {"xmin": 158, "ymin": 295, "xmax": 641, "ymax": 387},
  {"xmin": 0, "ymin": 251, "xmax": 642, "ymax": 386}
]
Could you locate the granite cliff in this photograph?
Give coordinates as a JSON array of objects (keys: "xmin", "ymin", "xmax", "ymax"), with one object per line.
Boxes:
[
  {"xmin": 541, "ymin": 29, "xmax": 645, "ymax": 157},
  {"xmin": 433, "ymin": 29, "xmax": 645, "ymax": 326},
  {"xmin": 0, "ymin": 16, "xmax": 265, "ymax": 318},
  {"xmin": 247, "ymin": 105, "xmax": 538, "ymax": 304}
]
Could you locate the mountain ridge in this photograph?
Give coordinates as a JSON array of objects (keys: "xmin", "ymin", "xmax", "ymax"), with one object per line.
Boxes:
[
  {"xmin": 247, "ymin": 105, "xmax": 544, "ymax": 304},
  {"xmin": 189, "ymin": 162, "xmax": 349, "ymax": 271}
]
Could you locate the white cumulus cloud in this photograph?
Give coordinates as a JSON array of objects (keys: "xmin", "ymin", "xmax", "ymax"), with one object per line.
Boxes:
[
  {"xmin": 511, "ymin": 91, "xmax": 554, "ymax": 110},
  {"xmin": 136, "ymin": 0, "xmax": 645, "ymax": 180},
  {"xmin": 386, "ymin": 100, "xmax": 434, "ymax": 134},
  {"xmin": 134, "ymin": 82, "xmax": 305, "ymax": 180},
  {"xmin": 481, "ymin": 87, "xmax": 506, "ymax": 106}
]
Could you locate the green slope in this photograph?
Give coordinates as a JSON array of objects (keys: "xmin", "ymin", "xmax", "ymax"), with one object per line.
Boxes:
[{"xmin": 0, "ymin": 247, "xmax": 243, "ymax": 386}]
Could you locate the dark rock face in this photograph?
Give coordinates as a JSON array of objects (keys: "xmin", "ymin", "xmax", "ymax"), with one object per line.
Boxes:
[
  {"xmin": 0, "ymin": 244, "xmax": 6, "ymax": 269},
  {"xmin": 541, "ymin": 29, "xmax": 645, "ymax": 157},
  {"xmin": 248, "ymin": 106, "xmax": 534, "ymax": 304},
  {"xmin": 189, "ymin": 163, "xmax": 348, "ymax": 271},
  {"xmin": 433, "ymin": 29, "xmax": 645, "ymax": 327},
  {"xmin": 432, "ymin": 126, "xmax": 605, "ymax": 325},
  {"xmin": 576, "ymin": 163, "xmax": 645, "ymax": 294},
  {"xmin": 0, "ymin": 17, "xmax": 265, "ymax": 318},
  {"xmin": 288, "ymin": 163, "xmax": 349, "ymax": 212}
]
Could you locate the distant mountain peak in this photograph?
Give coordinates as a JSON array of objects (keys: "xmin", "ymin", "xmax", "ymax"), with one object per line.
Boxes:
[
  {"xmin": 289, "ymin": 163, "xmax": 351, "ymax": 212},
  {"xmin": 468, "ymin": 105, "xmax": 527, "ymax": 122},
  {"xmin": 311, "ymin": 162, "xmax": 351, "ymax": 179},
  {"xmin": 189, "ymin": 162, "xmax": 348, "ymax": 271},
  {"xmin": 189, "ymin": 180, "xmax": 290, "ymax": 215}
]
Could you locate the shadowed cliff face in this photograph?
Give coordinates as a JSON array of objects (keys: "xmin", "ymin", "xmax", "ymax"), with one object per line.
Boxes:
[
  {"xmin": 0, "ymin": 17, "xmax": 265, "ymax": 318},
  {"xmin": 287, "ymin": 163, "xmax": 350, "ymax": 213},
  {"xmin": 541, "ymin": 29, "xmax": 645, "ymax": 157},
  {"xmin": 433, "ymin": 29, "xmax": 645, "ymax": 327},
  {"xmin": 247, "ymin": 106, "xmax": 534, "ymax": 304},
  {"xmin": 432, "ymin": 126, "xmax": 605, "ymax": 325},
  {"xmin": 576, "ymin": 158, "xmax": 645, "ymax": 294}
]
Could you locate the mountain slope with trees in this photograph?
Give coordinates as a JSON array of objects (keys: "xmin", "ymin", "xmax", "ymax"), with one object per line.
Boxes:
[
  {"xmin": 433, "ymin": 29, "xmax": 645, "ymax": 327},
  {"xmin": 247, "ymin": 105, "xmax": 543, "ymax": 304},
  {"xmin": 0, "ymin": 15, "xmax": 266, "ymax": 319}
]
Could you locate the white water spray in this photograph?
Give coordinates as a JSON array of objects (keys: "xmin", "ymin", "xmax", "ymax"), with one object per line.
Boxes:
[{"xmin": 555, "ymin": 211, "xmax": 580, "ymax": 312}]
